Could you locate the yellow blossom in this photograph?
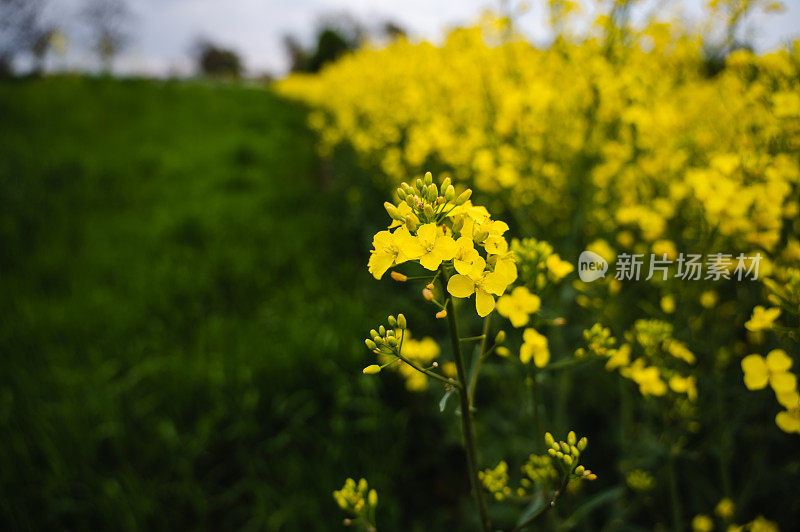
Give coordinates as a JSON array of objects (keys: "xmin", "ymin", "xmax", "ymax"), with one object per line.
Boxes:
[
  {"xmin": 447, "ymin": 256, "xmax": 513, "ymax": 316},
  {"xmin": 520, "ymin": 328, "xmax": 550, "ymax": 367},
  {"xmin": 367, "ymin": 226, "xmax": 419, "ymax": 279},
  {"xmin": 744, "ymin": 306, "xmax": 781, "ymax": 332},
  {"xmin": 741, "ymin": 349, "xmax": 795, "ymax": 392},
  {"xmin": 397, "ymin": 222, "xmax": 458, "ymax": 271},
  {"xmin": 715, "ymin": 498, "xmax": 735, "ymax": 520},
  {"xmin": 546, "ymin": 253, "xmax": 574, "ymax": 280},
  {"xmin": 692, "ymin": 514, "xmax": 714, "ymax": 532},
  {"xmin": 496, "ymin": 286, "xmax": 541, "ymax": 327}
]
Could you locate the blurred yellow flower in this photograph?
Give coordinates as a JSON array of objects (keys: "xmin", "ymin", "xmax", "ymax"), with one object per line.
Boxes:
[
  {"xmin": 744, "ymin": 306, "xmax": 781, "ymax": 332},
  {"xmin": 741, "ymin": 350, "xmax": 795, "ymax": 392},
  {"xmin": 520, "ymin": 328, "xmax": 550, "ymax": 367},
  {"xmin": 496, "ymin": 286, "xmax": 541, "ymax": 327}
]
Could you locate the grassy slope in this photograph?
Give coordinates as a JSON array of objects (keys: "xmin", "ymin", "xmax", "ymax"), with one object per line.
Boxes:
[{"xmin": 0, "ymin": 77, "xmax": 427, "ymax": 529}]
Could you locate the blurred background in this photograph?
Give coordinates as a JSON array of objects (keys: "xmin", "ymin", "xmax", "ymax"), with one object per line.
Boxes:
[{"xmin": 1, "ymin": 0, "xmax": 799, "ymax": 530}]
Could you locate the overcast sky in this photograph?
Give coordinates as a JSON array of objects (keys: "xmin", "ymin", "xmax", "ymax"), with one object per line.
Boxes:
[{"xmin": 39, "ymin": 0, "xmax": 800, "ymax": 76}]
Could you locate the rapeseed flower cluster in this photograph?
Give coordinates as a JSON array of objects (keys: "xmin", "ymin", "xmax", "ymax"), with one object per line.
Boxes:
[{"xmin": 333, "ymin": 478, "xmax": 378, "ymax": 531}]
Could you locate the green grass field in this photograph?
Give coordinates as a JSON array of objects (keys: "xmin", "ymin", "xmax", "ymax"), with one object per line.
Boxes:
[{"xmin": 0, "ymin": 77, "xmax": 455, "ymax": 529}]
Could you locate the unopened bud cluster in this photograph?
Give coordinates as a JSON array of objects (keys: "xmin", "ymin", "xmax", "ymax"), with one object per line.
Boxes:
[
  {"xmin": 388, "ymin": 171, "xmax": 472, "ymax": 228},
  {"xmin": 575, "ymin": 323, "xmax": 617, "ymax": 359},
  {"xmin": 544, "ymin": 431, "xmax": 596, "ymax": 481},
  {"xmin": 333, "ymin": 477, "xmax": 378, "ymax": 528},
  {"xmin": 362, "ymin": 315, "xmax": 407, "ymax": 374}
]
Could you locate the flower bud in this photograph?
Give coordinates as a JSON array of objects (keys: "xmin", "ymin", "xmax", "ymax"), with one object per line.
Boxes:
[
  {"xmin": 365, "ymin": 339, "xmax": 377, "ymax": 350},
  {"xmin": 396, "ymin": 187, "xmax": 407, "ymax": 200},
  {"xmin": 363, "ymin": 365, "xmax": 381, "ymax": 375},
  {"xmin": 441, "ymin": 177, "xmax": 451, "ymax": 191},
  {"xmin": 426, "ymin": 283, "xmax": 435, "ymax": 290},
  {"xmin": 396, "ymin": 313, "xmax": 407, "ymax": 329},
  {"xmin": 574, "ymin": 465, "xmax": 585, "ymax": 476},
  {"xmin": 422, "ymin": 288, "xmax": 434, "ymax": 301},
  {"xmin": 378, "ymin": 325, "xmax": 386, "ymax": 336},
  {"xmin": 387, "ymin": 336, "xmax": 398, "ymax": 347},
  {"xmin": 384, "ymin": 202, "xmax": 402, "ymax": 220},
  {"xmin": 474, "ymin": 231, "xmax": 489, "ymax": 243},
  {"xmin": 567, "ymin": 431, "xmax": 577, "ymax": 446},
  {"xmin": 405, "ymin": 215, "xmax": 418, "ymax": 232},
  {"xmin": 416, "ymin": 178, "xmax": 424, "ymax": 191},
  {"xmin": 436, "ymin": 309, "xmax": 447, "ymax": 319},
  {"xmin": 455, "ymin": 189, "xmax": 472, "ymax": 205},
  {"xmin": 495, "ymin": 330, "xmax": 506, "ymax": 345},
  {"xmin": 387, "ymin": 315, "xmax": 397, "ymax": 327},
  {"xmin": 559, "ymin": 442, "xmax": 570, "ymax": 453},
  {"xmin": 553, "ymin": 317, "xmax": 566, "ymax": 326},
  {"xmin": 401, "ymin": 182, "xmax": 414, "ymax": 195},
  {"xmin": 577, "ymin": 437, "xmax": 588, "ymax": 451},
  {"xmin": 430, "ymin": 183, "xmax": 438, "ymax": 199},
  {"xmin": 369, "ymin": 329, "xmax": 379, "ymax": 339},
  {"xmin": 424, "ymin": 171, "xmax": 433, "ymax": 185},
  {"xmin": 547, "ymin": 448, "xmax": 557, "ymax": 457},
  {"xmin": 368, "ymin": 489, "xmax": 378, "ymax": 507},
  {"xmin": 390, "ymin": 271, "xmax": 408, "ymax": 282},
  {"xmin": 445, "ymin": 185, "xmax": 455, "ymax": 202},
  {"xmin": 373, "ymin": 336, "xmax": 383, "ymax": 345},
  {"xmin": 424, "ymin": 204, "xmax": 435, "ymax": 219},
  {"xmin": 544, "ymin": 432, "xmax": 555, "ymax": 448}
]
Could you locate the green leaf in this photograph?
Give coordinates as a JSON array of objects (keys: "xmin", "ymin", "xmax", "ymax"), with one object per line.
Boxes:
[
  {"xmin": 515, "ymin": 491, "xmax": 545, "ymax": 527},
  {"xmin": 559, "ymin": 486, "xmax": 623, "ymax": 530}
]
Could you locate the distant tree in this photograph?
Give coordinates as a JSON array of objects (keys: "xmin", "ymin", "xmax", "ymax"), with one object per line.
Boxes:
[
  {"xmin": 381, "ymin": 21, "xmax": 407, "ymax": 40},
  {"xmin": 30, "ymin": 27, "xmax": 60, "ymax": 75},
  {"xmin": 194, "ymin": 40, "xmax": 243, "ymax": 79},
  {"xmin": 282, "ymin": 34, "xmax": 308, "ymax": 73},
  {"xmin": 283, "ymin": 13, "xmax": 364, "ymax": 73},
  {"xmin": 81, "ymin": 0, "xmax": 132, "ymax": 73},
  {"xmin": 0, "ymin": 0, "xmax": 46, "ymax": 76}
]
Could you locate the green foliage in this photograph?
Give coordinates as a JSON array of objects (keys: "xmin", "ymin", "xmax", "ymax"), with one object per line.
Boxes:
[{"xmin": 0, "ymin": 77, "xmax": 443, "ymax": 529}]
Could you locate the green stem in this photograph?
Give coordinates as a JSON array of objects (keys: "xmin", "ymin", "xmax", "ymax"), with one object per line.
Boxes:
[
  {"xmin": 468, "ymin": 315, "xmax": 492, "ymax": 403},
  {"xmin": 441, "ymin": 266, "xmax": 492, "ymax": 532},
  {"xmin": 397, "ymin": 329, "xmax": 458, "ymax": 387},
  {"xmin": 530, "ymin": 365, "xmax": 544, "ymax": 454},
  {"xmin": 667, "ymin": 452, "xmax": 683, "ymax": 532}
]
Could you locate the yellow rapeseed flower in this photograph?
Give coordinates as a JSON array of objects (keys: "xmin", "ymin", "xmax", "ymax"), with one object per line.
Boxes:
[
  {"xmin": 520, "ymin": 328, "xmax": 550, "ymax": 367},
  {"xmin": 741, "ymin": 349, "xmax": 795, "ymax": 392},
  {"xmin": 496, "ymin": 286, "xmax": 541, "ymax": 327},
  {"xmin": 397, "ymin": 222, "xmax": 458, "ymax": 271},
  {"xmin": 447, "ymin": 256, "xmax": 512, "ymax": 317},
  {"xmin": 744, "ymin": 306, "xmax": 781, "ymax": 331}
]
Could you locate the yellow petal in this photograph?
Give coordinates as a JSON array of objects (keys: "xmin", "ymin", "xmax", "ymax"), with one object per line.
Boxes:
[
  {"xmin": 475, "ymin": 289, "xmax": 496, "ymax": 317},
  {"xmin": 533, "ymin": 347, "xmax": 550, "ymax": 368},
  {"xmin": 447, "ymin": 274, "xmax": 476, "ymax": 298},
  {"xmin": 395, "ymin": 230, "xmax": 425, "ymax": 259},
  {"xmin": 482, "ymin": 271, "xmax": 511, "ymax": 296},
  {"xmin": 775, "ymin": 410, "xmax": 800, "ymax": 433},
  {"xmin": 741, "ymin": 354, "xmax": 769, "ymax": 390},
  {"xmin": 776, "ymin": 389, "xmax": 800, "ymax": 409},
  {"xmin": 435, "ymin": 234, "xmax": 459, "ymax": 260},
  {"xmin": 766, "ymin": 349, "xmax": 792, "ymax": 373},
  {"xmin": 368, "ymin": 252, "xmax": 395, "ymax": 280},
  {"xmin": 419, "ymin": 252, "xmax": 442, "ymax": 271},
  {"xmin": 494, "ymin": 259, "xmax": 518, "ymax": 285},
  {"xmin": 519, "ymin": 343, "xmax": 532, "ymax": 364},
  {"xmin": 416, "ymin": 223, "xmax": 437, "ymax": 244},
  {"xmin": 769, "ymin": 371, "xmax": 797, "ymax": 394},
  {"xmin": 744, "ymin": 371, "xmax": 769, "ymax": 390}
]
